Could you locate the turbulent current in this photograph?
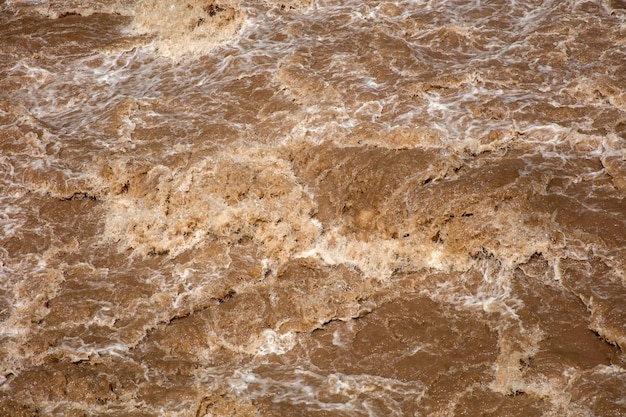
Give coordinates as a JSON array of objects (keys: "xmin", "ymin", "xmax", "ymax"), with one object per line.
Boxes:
[{"xmin": 1, "ymin": 0, "xmax": 626, "ymax": 415}]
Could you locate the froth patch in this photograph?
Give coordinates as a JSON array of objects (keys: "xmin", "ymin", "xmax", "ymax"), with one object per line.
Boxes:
[
  {"xmin": 130, "ymin": 0, "xmax": 246, "ymax": 59},
  {"xmin": 22, "ymin": 0, "xmax": 246, "ymax": 59},
  {"xmin": 99, "ymin": 151, "xmax": 319, "ymax": 264},
  {"xmin": 264, "ymin": 0, "xmax": 313, "ymax": 11}
]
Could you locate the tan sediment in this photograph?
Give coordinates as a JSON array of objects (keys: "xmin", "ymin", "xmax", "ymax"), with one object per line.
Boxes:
[
  {"xmin": 130, "ymin": 0, "xmax": 246, "ymax": 59},
  {"xmin": 1, "ymin": 0, "xmax": 626, "ymax": 415}
]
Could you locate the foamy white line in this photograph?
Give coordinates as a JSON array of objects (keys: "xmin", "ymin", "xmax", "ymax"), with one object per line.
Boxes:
[
  {"xmin": 295, "ymin": 228, "xmax": 450, "ymax": 281},
  {"xmin": 228, "ymin": 366, "xmax": 426, "ymax": 416}
]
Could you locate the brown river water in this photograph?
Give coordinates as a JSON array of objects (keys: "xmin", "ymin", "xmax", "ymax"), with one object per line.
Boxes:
[{"xmin": 1, "ymin": 0, "xmax": 626, "ymax": 415}]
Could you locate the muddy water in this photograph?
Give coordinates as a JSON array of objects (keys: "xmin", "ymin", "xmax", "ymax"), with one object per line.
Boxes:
[{"xmin": 1, "ymin": 0, "xmax": 626, "ymax": 415}]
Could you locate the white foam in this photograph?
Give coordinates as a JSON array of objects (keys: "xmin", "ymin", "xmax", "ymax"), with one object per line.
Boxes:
[
  {"xmin": 2, "ymin": 0, "xmax": 625, "ymax": 414},
  {"xmin": 227, "ymin": 367, "xmax": 426, "ymax": 415},
  {"xmin": 255, "ymin": 329, "xmax": 297, "ymax": 356},
  {"xmin": 331, "ymin": 329, "xmax": 345, "ymax": 347}
]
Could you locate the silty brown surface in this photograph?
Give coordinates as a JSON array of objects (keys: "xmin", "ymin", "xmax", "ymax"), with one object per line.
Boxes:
[{"xmin": 1, "ymin": 0, "xmax": 625, "ymax": 416}]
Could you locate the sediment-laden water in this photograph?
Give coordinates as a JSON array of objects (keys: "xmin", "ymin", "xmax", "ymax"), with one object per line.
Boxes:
[{"xmin": 1, "ymin": 0, "xmax": 625, "ymax": 415}]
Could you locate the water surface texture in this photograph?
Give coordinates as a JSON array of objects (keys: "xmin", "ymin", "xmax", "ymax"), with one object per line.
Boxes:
[{"xmin": 1, "ymin": 0, "xmax": 626, "ymax": 415}]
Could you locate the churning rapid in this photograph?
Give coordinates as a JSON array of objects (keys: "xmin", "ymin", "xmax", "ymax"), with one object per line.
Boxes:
[{"xmin": 1, "ymin": 0, "xmax": 626, "ymax": 415}]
